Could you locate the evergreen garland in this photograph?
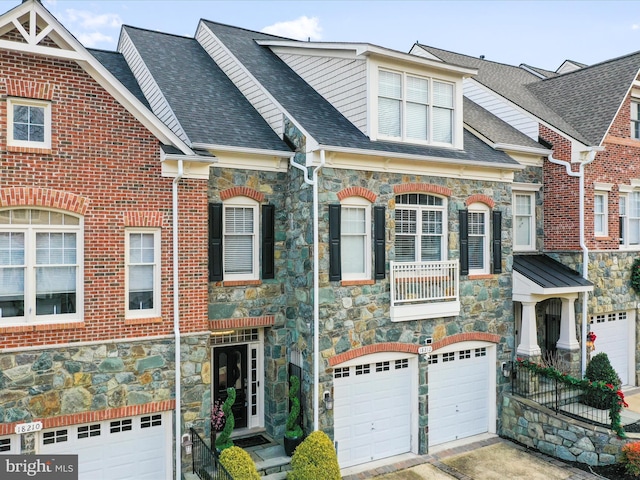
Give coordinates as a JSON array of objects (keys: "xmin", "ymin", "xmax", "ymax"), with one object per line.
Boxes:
[
  {"xmin": 516, "ymin": 358, "xmax": 627, "ymax": 438},
  {"xmin": 215, "ymin": 387, "xmax": 236, "ymax": 451}
]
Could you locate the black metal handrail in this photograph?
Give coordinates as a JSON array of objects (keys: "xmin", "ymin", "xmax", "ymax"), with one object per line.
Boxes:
[{"xmin": 190, "ymin": 427, "xmax": 233, "ymax": 480}]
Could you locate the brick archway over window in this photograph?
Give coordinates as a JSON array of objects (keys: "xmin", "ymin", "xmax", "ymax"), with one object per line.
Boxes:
[
  {"xmin": 393, "ymin": 183, "xmax": 453, "ymax": 197},
  {"xmin": 465, "ymin": 194, "xmax": 495, "ymax": 209},
  {"xmin": 329, "ymin": 342, "xmax": 419, "ymax": 366},
  {"xmin": 220, "ymin": 186, "xmax": 265, "ymax": 203},
  {"xmin": 0, "ymin": 187, "xmax": 89, "ymax": 215},
  {"xmin": 337, "ymin": 187, "xmax": 377, "ymax": 203}
]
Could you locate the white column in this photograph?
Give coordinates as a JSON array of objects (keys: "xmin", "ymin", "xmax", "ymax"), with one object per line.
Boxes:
[
  {"xmin": 556, "ymin": 295, "xmax": 580, "ymax": 350},
  {"xmin": 516, "ymin": 301, "xmax": 541, "ymax": 356}
]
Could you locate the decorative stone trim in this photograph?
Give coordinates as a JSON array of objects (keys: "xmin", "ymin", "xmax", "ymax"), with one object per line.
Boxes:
[
  {"xmin": 328, "ymin": 342, "xmax": 418, "ymax": 367},
  {"xmin": 7, "ymin": 146, "xmax": 52, "ymax": 154},
  {"xmin": 220, "ymin": 186, "xmax": 265, "ymax": 203},
  {"xmin": 466, "ymin": 194, "xmax": 496, "ymax": 208},
  {"xmin": 124, "ymin": 211, "xmax": 164, "ymax": 227},
  {"xmin": 209, "ymin": 316, "xmax": 275, "ymax": 330},
  {"xmin": 0, "ymin": 187, "xmax": 89, "ymax": 215},
  {"xmin": 5, "ymin": 79, "xmax": 55, "ymax": 100},
  {"xmin": 468, "ymin": 274, "xmax": 494, "ymax": 280},
  {"xmin": 0, "ymin": 322, "xmax": 86, "ymax": 334},
  {"xmin": 341, "ymin": 279, "xmax": 375, "ymax": 286},
  {"xmin": 393, "ymin": 183, "xmax": 453, "ymax": 197},
  {"xmin": 223, "ymin": 280, "xmax": 261, "ymax": 287},
  {"xmin": 0, "ymin": 400, "xmax": 176, "ymax": 436},
  {"xmin": 337, "ymin": 187, "xmax": 377, "ymax": 203},
  {"xmin": 124, "ymin": 317, "xmax": 164, "ymax": 325},
  {"xmin": 431, "ymin": 332, "xmax": 501, "ymax": 352}
]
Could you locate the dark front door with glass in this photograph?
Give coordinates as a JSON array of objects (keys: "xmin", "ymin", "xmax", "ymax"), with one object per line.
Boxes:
[{"xmin": 214, "ymin": 345, "xmax": 248, "ymax": 429}]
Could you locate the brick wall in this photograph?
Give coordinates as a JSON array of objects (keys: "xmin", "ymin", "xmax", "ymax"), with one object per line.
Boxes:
[{"xmin": 0, "ymin": 50, "xmax": 209, "ymax": 347}]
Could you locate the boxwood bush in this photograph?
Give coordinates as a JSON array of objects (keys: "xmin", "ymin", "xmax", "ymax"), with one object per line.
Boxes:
[
  {"xmin": 583, "ymin": 352, "xmax": 621, "ymax": 409},
  {"xmin": 287, "ymin": 431, "xmax": 340, "ymax": 480},
  {"xmin": 219, "ymin": 446, "xmax": 260, "ymax": 480}
]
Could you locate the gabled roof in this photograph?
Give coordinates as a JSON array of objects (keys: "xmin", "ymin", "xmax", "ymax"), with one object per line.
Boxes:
[
  {"xmin": 88, "ymin": 48, "xmax": 150, "ymax": 108},
  {"xmin": 513, "ymin": 255, "xmax": 592, "ymax": 289},
  {"xmin": 416, "ymin": 44, "xmax": 640, "ymax": 147},
  {"xmin": 0, "ymin": 0, "xmax": 193, "ymax": 155},
  {"xmin": 122, "ymin": 26, "xmax": 291, "ymax": 154},
  {"xmin": 202, "ymin": 20, "xmax": 521, "ymax": 169}
]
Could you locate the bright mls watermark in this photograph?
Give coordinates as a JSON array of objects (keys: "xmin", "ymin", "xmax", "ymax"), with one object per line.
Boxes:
[{"xmin": 0, "ymin": 455, "xmax": 78, "ymax": 479}]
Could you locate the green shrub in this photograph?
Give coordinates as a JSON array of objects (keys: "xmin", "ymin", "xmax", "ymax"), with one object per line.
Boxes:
[
  {"xmin": 622, "ymin": 441, "xmax": 640, "ymax": 477},
  {"xmin": 583, "ymin": 352, "xmax": 621, "ymax": 409},
  {"xmin": 286, "ymin": 374, "xmax": 303, "ymax": 438},
  {"xmin": 287, "ymin": 430, "xmax": 340, "ymax": 480},
  {"xmin": 219, "ymin": 446, "xmax": 260, "ymax": 480},
  {"xmin": 215, "ymin": 387, "xmax": 236, "ymax": 451}
]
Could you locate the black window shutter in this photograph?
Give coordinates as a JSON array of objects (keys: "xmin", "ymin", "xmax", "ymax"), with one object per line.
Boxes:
[
  {"xmin": 459, "ymin": 209, "xmax": 469, "ymax": 276},
  {"xmin": 209, "ymin": 203, "xmax": 223, "ymax": 281},
  {"xmin": 262, "ymin": 204, "xmax": 275, "ymax": 279},
  {"xmin": 329, "ymin": 204, "xmax": 341, "ymax": 281},
  {"xmin": 374, "ymin": 206, "xmax": 386, "ymax": 279},
  {"xmin": 492, "ymin": 210, "xmax": 502, "ymax": 274}
]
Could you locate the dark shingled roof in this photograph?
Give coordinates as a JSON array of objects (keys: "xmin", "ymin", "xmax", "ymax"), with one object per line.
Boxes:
[
  {"xmin": 513, "ymin": 255, "xmax": 592, "ymax": 289},
  {"xmin": 203, "ymin": 21, "xmax": 521, "ymax": 168},
  {"xmin": 88, "ymin": 48, "xmax": 150, "ymax": 108},
  {"xmin": 122, "ymin": 26, "xmax": 291, "ymax": 153}
]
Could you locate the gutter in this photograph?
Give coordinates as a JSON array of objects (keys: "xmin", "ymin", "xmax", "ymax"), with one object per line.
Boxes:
[
  {"xmin": 547, "ymin": 147, "xmax": 601, "ymax": 376},
  {"xmin": 173, "ymin": 160, "xmax": 183, "ymax": 480},
  {"xmin": 289, "ymin": 150, "xmax": 325, "ymax": 431}
]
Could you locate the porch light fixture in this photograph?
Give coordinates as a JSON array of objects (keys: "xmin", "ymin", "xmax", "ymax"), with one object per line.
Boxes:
[
  {"xmin": 323, "ymin": 391, "xmax": 334, "ymax": 410},
  {"xmin": 501, "ymin": 361, "xmax": 512, "ymax": 378},
  {"xmin": 181, "ymin": 433, "xmax": 193, "ymax": 455}
]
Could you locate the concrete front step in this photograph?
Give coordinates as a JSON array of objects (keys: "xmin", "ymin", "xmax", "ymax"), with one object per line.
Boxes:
[{"xmin": 262, "ymin": 471, "xmax": 288, "ymax": 480}]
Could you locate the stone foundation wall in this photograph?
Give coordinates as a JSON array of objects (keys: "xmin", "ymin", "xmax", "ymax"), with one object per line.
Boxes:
[{"xmin": 501, "ymin": 393, "xmax": 630, "ymax": 466}]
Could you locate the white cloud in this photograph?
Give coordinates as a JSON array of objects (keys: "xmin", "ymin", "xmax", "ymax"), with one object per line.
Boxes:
[
  {"xmin": 76, "ymin": 31, "xmax": 114, "ymax": 48},
  {"xmin": 64, "ymin": 9, "xmax": 122, "ymax": 29},
  {"xmin": 261, "ymin": 16, "xmax": 322, "ymax": 41},
  {"xmin": 633, "ymin": 24, "xmax": 640, "ymax": 30}
]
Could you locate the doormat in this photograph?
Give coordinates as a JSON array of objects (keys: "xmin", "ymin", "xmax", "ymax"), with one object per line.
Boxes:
[{"xmin": 234, "ymin": 434, "xmax": 271, "ymax": 449}]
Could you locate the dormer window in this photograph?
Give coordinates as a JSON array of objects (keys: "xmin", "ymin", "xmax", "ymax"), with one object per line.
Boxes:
[{"xmin": 378, "ymin": 69, "xmax": 454, "ymax": 145}]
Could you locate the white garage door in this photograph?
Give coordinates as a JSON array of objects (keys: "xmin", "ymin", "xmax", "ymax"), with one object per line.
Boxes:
[
  {"xmin": 40, "ymin": 412, "xmax": 171, "ymax": 480},
  {"xmin": 590, "ymin": 311, "xmax": 631, "ymax": 385},
  {"xmin": 334, "ymin": 357, "xmax": 413, "ymax": 468},
  {"xmin": 0, "ymin": 434, "xmax": 19, "ymax": 454},
  {"xmin": 428, "ymin": 346, "xmax": 492, "ymax": 447}
]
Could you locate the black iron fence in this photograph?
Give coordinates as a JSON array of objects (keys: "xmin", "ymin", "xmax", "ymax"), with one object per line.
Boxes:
[
  {"xmin": 512, "ymin": 363, "xmax": 619, "ymax": 429},
  {"xmin": 190, "ymin": 427, "xmax": 233, "ymax": 480}
]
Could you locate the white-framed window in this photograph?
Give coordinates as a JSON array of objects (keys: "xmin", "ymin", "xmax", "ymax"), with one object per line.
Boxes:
[
  {"xmin": 125, "ymin": 229, "xmax": 160, "ymax": 318},
  {"xmin": 514, "ymin": 192, "xmax": 535, "ymax": 251},
  {"xmin": 620, "ymin": 188, "xmax": 640, "ymax": 248},
  {"xmin": 0, "ymin": 209, "xmax": 82, "ymax": 324},
  {"xmin": 594, "ymin": 192, "xmax": 608, "ymax": 237},
  {"xmin": 223, "ymin": 197, "xmax": 259, "ymax": 281},
  {"xmin": 378, "ymin": 69, "xmax": 454, "ymax": 146},
  {"xmin": 395, "ymin": 193, "xmax": 447, "ymax": 262},
  {"xmin": 7, "ymin": 98, "xmax": 52, "ymax": 149},
  {"xmin": 340, "ymin": 197, "xmax": 371, "ymax": 280},
  {"xmin": 631, "ymin": 100, "xmax": 640, "ymax": 140},
  {"xmin": 468, "ymin": 203, "xmax": 490, "ymax": 274}
]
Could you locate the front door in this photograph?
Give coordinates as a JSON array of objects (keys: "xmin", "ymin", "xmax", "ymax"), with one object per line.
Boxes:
[
  {"xmin": 544, "ymin": 299, "xmax": 561, "ymax": 354},
  {"xmin": 214, "ymin": 345, "xmax": 248, "ymax": 429}
]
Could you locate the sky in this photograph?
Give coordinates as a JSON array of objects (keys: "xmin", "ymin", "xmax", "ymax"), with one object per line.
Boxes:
[{"xmin": 2, "ymin": 0, "xmax": 640, "ymax": 71}]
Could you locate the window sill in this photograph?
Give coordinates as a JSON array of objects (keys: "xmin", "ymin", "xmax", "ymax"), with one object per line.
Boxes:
[
  {"xmin": 223, "ymin": 280, "xmax": 262, "ymax": 287},
  {"xmin": 0, "ymin": 321, "xmax": 86, "ymax": 334},
  {"xmin": 594, "ymin": 235, "xmax": 611, "ymax": 240},
  {"xmin": 341, "ymin": 279, "xmax": 375, "ymax": 286},
  {"xmin": 467, "ymin": 274, "xmax": 494, "ymax": 280},
  {"xmin": 7, "ymin": 145, "xmax": 52, "ymax": 154},
  {"xmin": 124, "ymin": 316, "xmax": 163, "ymax": 325}
]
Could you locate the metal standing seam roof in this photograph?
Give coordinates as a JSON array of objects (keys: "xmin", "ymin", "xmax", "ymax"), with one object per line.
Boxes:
[
  {"xmin": 120, "ymin": 25, "xmax": 291, "ymax": 154},
  {"xmin": 513, "ymin": 255, "xmax": 593, "ymax": 289},
  {"xmin": 202, "ymin": 20, "xmax": 521, "ymax": 168}
]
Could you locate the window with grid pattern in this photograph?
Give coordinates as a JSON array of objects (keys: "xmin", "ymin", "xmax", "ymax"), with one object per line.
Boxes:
[
  {"xmin": 632, "ymin": 101, "xmax": 640, "ymax": 139},
  {"xmin": 7, "ymin": 98, "xmax": 51, "ymax": 149},
  {"xmin": 468, "ymin": 204, "xmax": 489, "ymax": 274},
  {"xmin": 594, "ymin": 193, "xmax": 607, "ymax": 237},
  {"xmin": 126, "ymin": 230, "xmax": 160, "ymax": 318},
  {"xmin": 619, "ymin": 191, "xmax": 640, "ymax": 248},
  {"xmin": 514, "ymin": 193, "xmax": 534, "ymax": 250},
  {"xmin": 223, "ymin": 198, "xmax": 258, "ymax": 280},
  {"xmin": 395, "ymin": 194, "xmax": 445, "ymax": 262},
  {"xmin": 340, "ymin": 197, "xmax": 371, "ymax": 279}
]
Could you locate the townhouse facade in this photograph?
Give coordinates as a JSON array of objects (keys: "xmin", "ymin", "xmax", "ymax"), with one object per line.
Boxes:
[{"xmin": 4, "ymin": 0, "xmax": 640, "ymax": 478}]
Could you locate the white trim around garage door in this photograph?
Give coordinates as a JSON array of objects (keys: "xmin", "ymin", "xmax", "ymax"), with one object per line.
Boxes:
[{"xmin": 333, "ymin": 351, "xmax": 418, "ymax": 469}]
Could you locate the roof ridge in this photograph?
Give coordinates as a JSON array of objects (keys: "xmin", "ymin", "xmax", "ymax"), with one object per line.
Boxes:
[
  {"xmin": 200, "ymin": 18, "xmax": 295, "ymax": 42},
  {"xmin": 543, "ymin": 49, "xmax": 640, "ymax": 81},
  {"xmin": 122, "ymin": 24, "xmax": 194, "ymax": 41},
  {"xmin": 415, "ymin": 42, "xmax": 535, "ymax": 71}
]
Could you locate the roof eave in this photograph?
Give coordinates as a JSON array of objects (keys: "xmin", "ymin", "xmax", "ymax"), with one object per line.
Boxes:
[{"xmin": 191, "ymin": 142, "xmax": 294, "ymax": 159}]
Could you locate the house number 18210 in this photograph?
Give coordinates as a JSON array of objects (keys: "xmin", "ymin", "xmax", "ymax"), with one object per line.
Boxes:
[{"xmin": 15, "ymin": 421, "xmax": 43, "ymax": 434}]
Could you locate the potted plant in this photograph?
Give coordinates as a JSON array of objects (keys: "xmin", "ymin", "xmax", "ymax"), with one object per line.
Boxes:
[
  {"xmin": 210, "ymin": 398, "xmax": 226, "ymax": 448},
  {"xmin": 215, "ymin": 387, "xmax": 236, "ymax": 452},
  {"xmin": 284, "ymin": 374, "xmax": 304, "ymax": 456}
]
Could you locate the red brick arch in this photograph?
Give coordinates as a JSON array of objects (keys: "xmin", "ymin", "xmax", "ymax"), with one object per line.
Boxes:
[
  {"xmin": 337, "ymin": 186, "xmax": 377, "ymax": 203},
  {"xmin": 220, "ymin": 186, "xmax": 265, "ymax": 202},
  {"xmin": 329, "ymin": 342, "xmax": 419, "ymax": 366},
  {"xmin": 0, "ymin": 187, "xmax": 89, "ymax": 215},
  {"xmin": 393, "ymin": 183, "xmax": 453, "ymax": 197},
  {"xmin": 465, "ymin": 194, "xmax": 495, "ymax": 209},
  {"xmin": 431, "ymin": 332, "xmax": 501, "ymax": 352}
]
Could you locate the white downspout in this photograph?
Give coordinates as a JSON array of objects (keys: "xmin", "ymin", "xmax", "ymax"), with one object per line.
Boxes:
[
  {"xmin": 173, "ymin": 160, "xmax": 183, "ymax": 480},
  {"xmin": 547, "ymin": 148, "xmax": 598, "ymax": 376},
  {"xmin": 289, "ymin": 150, "xmax": 325, "ymax": 431}
]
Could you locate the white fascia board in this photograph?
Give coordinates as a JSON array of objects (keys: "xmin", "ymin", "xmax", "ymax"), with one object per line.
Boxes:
[
  {"xmin": 190, "ymin": 142, "xmax": 294, "ymax": 159},
  {"xmin": 316, "ymin": 144, "xmax": 525, "ymax": 171},
  {"xmin": 493, "ymin": 143, "xmax": 552, "ymax": 156},
  {"xmin": 513, "ymin": 271, "xmax": 593, "ymax": 296},
  {"xmin": 3, "ymin": 1, "xmax": 194, "ymax": 156},
  {"xmin": 257, "ymin": 39, "xmax": 477, "ymax": 77}
]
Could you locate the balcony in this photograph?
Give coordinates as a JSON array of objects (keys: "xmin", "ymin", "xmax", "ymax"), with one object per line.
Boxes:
[{"xmin": 390, "ymin": 260, "xmax": 460, "ymax": 322}]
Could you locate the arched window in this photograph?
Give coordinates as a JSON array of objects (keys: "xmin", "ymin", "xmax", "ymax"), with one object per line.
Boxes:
[
  {"xmin": 394, "ymin": 193, "xmax": 447, "ymax": 262},
  {"xmin": 0, "ymin": 208, "xmax": 82, "ymax": 324}
]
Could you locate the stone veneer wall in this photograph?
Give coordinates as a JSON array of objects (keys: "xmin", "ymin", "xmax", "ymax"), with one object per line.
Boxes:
[{"xmin": 501, "ymin": 393, "xmax": 631, "ymax": 465}]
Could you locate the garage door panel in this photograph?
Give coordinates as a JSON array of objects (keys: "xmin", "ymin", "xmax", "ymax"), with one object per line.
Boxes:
[{"xmin": 590, "ymin": 312, "xmax": 629, "ymax": 385}]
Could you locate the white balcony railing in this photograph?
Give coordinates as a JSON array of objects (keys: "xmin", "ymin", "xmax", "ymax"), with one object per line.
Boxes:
[{"xmin": 390, "ymin": 260, "xmax": 460, "ymax": 322}]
